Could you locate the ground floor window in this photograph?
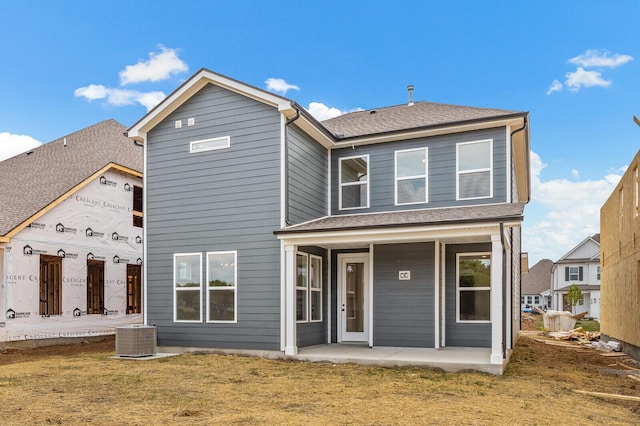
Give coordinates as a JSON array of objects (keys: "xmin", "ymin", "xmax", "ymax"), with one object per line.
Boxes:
[
  {"xmin": 207, "ymin": 251, "xmax": 237, "ymax": 322},
  {"xmin": 457, "ymin": 253, "xmax": 491, "ymax": 322},
  {"xmin": 87, "ymin": 259, "xmax": 105, "ymax": 314},
  {"xmin": 296, "ymin": 253, "xmax": 308, "ymax": 322},
  {"xmin": 174, "ymin": 253, "xmax": 202, "ymax": 322},
  {"xmin": 127, "ymin": 264, "xmax": 142, "ymax": 314},
  {"xmin": 40, "ymin": 254, "xmax": 62, "ymax": 316},
  {"xmin": 296, "ymin": 252, "xmax": 323, "ymax": 323}
]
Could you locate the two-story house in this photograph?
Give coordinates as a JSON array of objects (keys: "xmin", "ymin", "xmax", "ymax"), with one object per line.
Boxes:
[
  {"xmin": 127, "ymin": 69, "xmax": 530, "ymax": 374},
  {"xmin": 551, "ymin": 234, "xmax": 601, "ymax": 319},
  {"xmin": 601, "ymin": 148, "xmax": 640, "ymax": 361},
  {"xmin": 0, "ymin": 120, "xmax": 144, "ymax": 342},
  {"xmin": 521, "ymin": 258, "xmax": 553, "ymax": 311}
]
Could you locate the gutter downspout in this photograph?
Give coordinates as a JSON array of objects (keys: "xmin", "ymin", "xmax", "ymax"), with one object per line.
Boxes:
[
  {"xmin": 284, "ymin": 106, "xmax": 301, "ymax": 226},
  {"xmin": 510, "ymin": 115, "xmax": 530, "ymax": 203}
]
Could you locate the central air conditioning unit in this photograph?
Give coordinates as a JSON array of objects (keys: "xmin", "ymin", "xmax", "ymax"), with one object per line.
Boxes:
[{"xmin": 115, "ymin": 325, "xmax": 157, "ymax": 357}]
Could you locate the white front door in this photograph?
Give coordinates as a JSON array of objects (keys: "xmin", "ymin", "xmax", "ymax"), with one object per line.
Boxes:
[{"xmin": 338, "ymin": 253, "xmax": 369, "ymax": 342}]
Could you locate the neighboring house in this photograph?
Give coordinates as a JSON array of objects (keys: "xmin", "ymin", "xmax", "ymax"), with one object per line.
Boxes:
[
  {"xmin": 127, "ymin": 68, "xmax": 531, "ymax": 374},
  {"xmin": 551, "ymin": 234, "xmax": 601, "ymax": 319},
  {"xmin": 600, "ymin": 148, "xmax": 640, "ymax": 361},
  {"xmin": 521, "ymin": 258, "xmax": 552, "ymax": 311},
  {"xmin": 0, "ymin": 120, "xmax": 144, "ymax": 342}
]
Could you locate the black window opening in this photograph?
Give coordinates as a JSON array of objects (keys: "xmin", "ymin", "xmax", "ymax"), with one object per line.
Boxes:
[
  {"xmin": 87, "ymin": 259, "xmax": 105, "ymax": 314},
  {"xmin": 127, "ymin": 264, "xmax": 142, "ymax": 314},
  {"xmin": 133, "ymin": 185, "xmax": 143, "ymax": 228}
]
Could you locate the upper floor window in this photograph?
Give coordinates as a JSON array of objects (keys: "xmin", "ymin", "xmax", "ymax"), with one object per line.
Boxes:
[
  {"xmin": 634, "ymin": 166, "xmax": 638, "ymax": 217},
  {"xmin": 457, "ymin": 140, "xmax": 493, "ymax": 200},
  {"xmin": 339, "ymin": 155, "xmax": 369, "ymax": 210},
  {"xmin": 133, "ymin": 185, "xmax": 143, "ymax": 228},
  {"xmin": 395, "ymin": 148, "xmax": 428, "ymax": 205},
  {"xmin": 566, "ymin": 266, "xmax": 582, "ymax": 282}
]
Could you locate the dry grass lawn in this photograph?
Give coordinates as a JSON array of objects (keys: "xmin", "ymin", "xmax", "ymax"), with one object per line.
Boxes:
[{"xmin": 1, "ymin": 335, "xmax": 639, "ymax": 425}]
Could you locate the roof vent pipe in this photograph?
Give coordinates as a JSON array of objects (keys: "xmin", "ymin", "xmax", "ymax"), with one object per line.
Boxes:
[
  {"xmin": 407, "ymin": 85, "xmax": 414, "ymax": 106},
  {"xmin": 63, "ymin": 137, "xmax": 67, "ymax": 147}
]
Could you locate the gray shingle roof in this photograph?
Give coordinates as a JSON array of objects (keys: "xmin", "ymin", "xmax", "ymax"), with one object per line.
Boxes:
[
  {"xmin": 0, "ymin": 119, "xmax": 142, "ymax": 236},
  {"xmin": 276, "ymin": 203, "xmax": 524, "ymax": 234},
  {"xmin": 321, "ymin": 101, "xmax": 524, "ymax": 139},
  {"xmin": 522, "ymin": 259, "xmax": 553, "ymax": 295}
]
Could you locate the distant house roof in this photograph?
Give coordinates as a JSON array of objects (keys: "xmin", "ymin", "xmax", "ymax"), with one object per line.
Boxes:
[
  {"xmin": 322, "ymin": 101, "xmax": 525, "ymax": 140},
  {"xmin": 276, "ymin": 203, "xmax": 524, "ymax": 235},
  {"xmin": 522, "ymin": 259, "xmax": 553, "ymax": 295},
  {"xmin": 556, "ymin": 233, "xmax": 601, "ymax": 263},
  {"xmin": 0, "ymin": 119, "xmax": 142, "ymax": 237}
]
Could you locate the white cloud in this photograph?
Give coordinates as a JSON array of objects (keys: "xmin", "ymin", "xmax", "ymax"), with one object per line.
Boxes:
[
  {"xmin": 547, "ymin": 49, "xmax": 632, "ymax": 95},
  {"xmin": 73, "ymin": 84, "xmax": 108, "ymax": 100},
  {"xmin": 0, "ymin": 132, "xmax": 42, "ymax": 162},
  {"xmin": 546, "ymin": 79, "xmax": 563, "ymax": 95},
  {"xmin": 305, "ymin": 102, "xmax": 364, "ymax": 121},
  {"xmin": 306, "ymin": 102, "xmax": 343, "ymax": 121},
  {"xmin": 571, "ymin": 169, "xmax": 579, "ymax": 179},
  {"xmin": 523, "ymin": 151, "xmax": 622, "ymax": 263},
  {"xmin": 75, "ymin": 85, "xmax": 165, "ymax": 111},
  {"xmin": 119, "ymin": 46, "xmax": 188, "ymax": 85},
  {"xmin": 264, "ymin": 78, "xmax": 300, "ymax": 95},
  {"xmin": 565, "ymin": 67, "xmax": 611, "ymax": 91},
  {"xmin": 569, "ymin": 49, "xmax": 633, "ymax": 68}
]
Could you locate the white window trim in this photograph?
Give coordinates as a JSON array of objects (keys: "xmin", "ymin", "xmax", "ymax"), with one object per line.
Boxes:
[
  {"xmin": 190, "ymin": 135, "xmax": 230, "ymax": 154},
  {"xmin": 296, "ymin": 252, "xmax": 309, "ymax": 323},
  {"xmin": 206, "ymin": 250, "xmax": 238, "ymax": 324},
  {"xmin": 394, "ymin": 147, "xmax": 428, "ymax": 206},
  {"xmin": 456, "ymin": 252, "xmax": 491, "ymax": 323},
  {"xmin": 456, "ymin": 139, "xmax": 493, "ymax": 201},
  {"xmin": 310, "ymin": 254, "xmax": 323, "ymax": 323},
  {"xmin": 339, "ymin": 154, "xmax": 370, "ymax": 210},
  {"xmin": 568, "ymin": 266, "xmax": 579, "ymax": 281},
  {"xmin": 173, "ymin": 252, "xmax": 203, "ymax": 323}
]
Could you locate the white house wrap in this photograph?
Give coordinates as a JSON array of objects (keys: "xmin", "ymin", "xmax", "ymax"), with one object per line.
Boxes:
[{"xmin": 0, "ymin": 120, "xmax": 143, "ymax": 342}]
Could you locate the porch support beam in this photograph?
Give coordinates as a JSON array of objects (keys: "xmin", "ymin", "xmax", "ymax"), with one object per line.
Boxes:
[
  {"xmin": 490, "ymin": 233, "xmax": 504, "ymax": 364},
  {"xmin": 284, "ymin": 244, "xmax": 298, "ymax": 355}
]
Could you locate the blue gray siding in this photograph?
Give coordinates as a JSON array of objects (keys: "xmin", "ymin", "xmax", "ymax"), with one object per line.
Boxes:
[
  {"xmin": 331, "ymin": 128, "xmax": 508, "ymax": 214},
  {"xmin": 287, "ymin": 125, "xmax": 328, "ymax": 224},
  {"xmin": 296, "ymin": 246, "xmax": 328, "ymax": 347},
  {"xmin": 146, "ymin": 83, "xmax": 282, "ymax": 350},
  {"xmin": 445, "ymin": 243, "xmax": 492, "ymax": 347},
  {"xmin": 373, "ymin": 243, "xmax": 435, "ymax": 348}
]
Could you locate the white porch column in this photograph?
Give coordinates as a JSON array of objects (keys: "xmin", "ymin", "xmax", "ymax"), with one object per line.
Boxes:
[
  {"xmin": 284, "ymin": 244, "xmax": 298, "ymax": 355},
  {"xmin": 490, "ymin": 233, "xmax": 504, "ymax": 364}
]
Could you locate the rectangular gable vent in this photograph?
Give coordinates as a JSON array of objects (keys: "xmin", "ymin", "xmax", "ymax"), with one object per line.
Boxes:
[{"xmin": 190, "ymin": 136, "xmax": 230, "ymax": 154}]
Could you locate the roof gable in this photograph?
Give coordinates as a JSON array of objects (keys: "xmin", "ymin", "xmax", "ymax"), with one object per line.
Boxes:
[
  {"xmin": 128, "ymin": 68, "xmax": 298, "ymax": 140},
  {"xmin": 0, "ymin": 120, "xmax": 142, "ymax": 237},
  {"xmin": 558, "ymin": 234, "xmax": 601, "ymax": 262}
]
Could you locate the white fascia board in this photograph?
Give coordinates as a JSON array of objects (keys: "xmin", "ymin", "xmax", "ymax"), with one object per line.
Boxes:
[
  {"xmin": 128, "ymin": 69, "xmax": 295, "ymax": 140},
  {"xmin": 277, "ymin": 221, "xmax": 520, "ymax": 247}
]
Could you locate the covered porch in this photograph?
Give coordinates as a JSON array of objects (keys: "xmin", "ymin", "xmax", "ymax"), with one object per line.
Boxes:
[{"xmin": 275, "ymin": 204, "xmax": 524, "ymax": 375}]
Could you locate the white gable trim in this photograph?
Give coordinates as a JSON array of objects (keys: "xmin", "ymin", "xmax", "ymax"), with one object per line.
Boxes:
[{"xmin": 128, "ymin": 68, "xmax": 296, "ymax": 140}]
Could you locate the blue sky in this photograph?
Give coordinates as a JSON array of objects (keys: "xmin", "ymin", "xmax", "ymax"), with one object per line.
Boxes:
[{"xmin": 1, "ymin": 1, "xmax": 638, "ymax": 264}]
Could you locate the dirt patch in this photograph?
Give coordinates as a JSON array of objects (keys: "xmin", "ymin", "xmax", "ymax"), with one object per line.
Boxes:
[{"xmin": 1, "ymin": 334, "xmax": 639, "ymax": 425}]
